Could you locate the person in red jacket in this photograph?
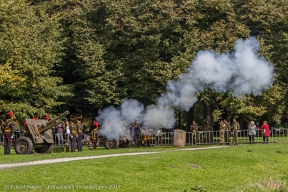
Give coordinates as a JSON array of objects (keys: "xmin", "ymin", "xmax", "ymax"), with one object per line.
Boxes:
[{"xmin": 260, "ymin": 121, "xmax": 270, "ymax": 144}]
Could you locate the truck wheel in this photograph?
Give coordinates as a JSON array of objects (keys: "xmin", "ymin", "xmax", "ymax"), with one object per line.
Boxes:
[
  {"xmin": 14, "ymin": 136, "xmax": 33, "ymax": 154},
  {"xmin": 104, "ymin": 139, "xmax": 119, "ymax": 149},
  {"xmin": 119, "ymin": 140, "xmax": 132, "ymax": 148},
  {"xmin": 43, "ymin": 144, "xmax": 54, "ymax": 153}
]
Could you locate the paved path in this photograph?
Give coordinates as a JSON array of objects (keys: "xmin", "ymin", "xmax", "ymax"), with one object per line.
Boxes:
[{"xmin": 0, "ymin": 146, "xmax": 227, "ymax": 169}]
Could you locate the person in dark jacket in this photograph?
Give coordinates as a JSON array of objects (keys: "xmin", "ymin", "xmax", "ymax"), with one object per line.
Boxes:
[
  {"xmin": 55, "ymin": 123, "xmax": 64, "ymax": 146},
  {"xmin": 2, "ymin": 111, "xmax": 15, "ymax": 155},
  {"xmin": 69, "ymin": 115, "xmax": 77, "ymax": 152}
]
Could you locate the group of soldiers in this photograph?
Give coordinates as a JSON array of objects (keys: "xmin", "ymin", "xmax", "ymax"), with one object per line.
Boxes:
[
  {"xmin": 0, "ymin": 111, "xmax": 15, "ymax": 155},
  {"xmin": 129, "ymin": 122, "xmax": 159, "ymax": 147},
  {"xmin": 89, "ymin": 121, "xmax": 159, "ymax": 148},
  {"xmin": 219, "ymin": 118, "xmax": 240, "ymax": 145},
  {"xmin": 68, "ymin": 114, "xmax": 98, "ymax": 152},
  {"xmin": 190, "ymin": 118, "xmax": 240, "ymax": 145}
]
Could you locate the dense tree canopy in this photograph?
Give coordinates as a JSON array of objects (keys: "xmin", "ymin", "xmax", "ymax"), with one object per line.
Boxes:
[{"xmin": 1, "ymin": 0, "xmax": 288, "ymax": 128}]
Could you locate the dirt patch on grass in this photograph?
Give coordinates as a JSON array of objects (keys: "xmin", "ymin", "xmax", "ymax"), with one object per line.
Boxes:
[{"xmin": 189, "ymin": 164, "xmax": 203, "ymax": 168}]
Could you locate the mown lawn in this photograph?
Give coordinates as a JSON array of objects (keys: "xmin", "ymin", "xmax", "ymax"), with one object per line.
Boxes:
[
  {"xmin": 0, "ymin": 145, "xmax": 177, "ymax": 164},
  {"xmin": 1, "ymin": 143, "xmax": 288, "ymax": 192}
]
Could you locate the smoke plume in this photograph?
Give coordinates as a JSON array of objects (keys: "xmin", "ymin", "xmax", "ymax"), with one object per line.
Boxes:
[
  {"xmin": 96, "ymin": 37, "xmax": 275, "ymax": 139},
  {"xmin": 158, "ymin": 36, "xmax": 274, "ymax": 111}
]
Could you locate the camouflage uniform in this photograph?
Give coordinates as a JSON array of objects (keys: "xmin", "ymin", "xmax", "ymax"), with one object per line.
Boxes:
[
  {"xmin": 231, "ymin": 121, "xmax": 240, "ymax": 144},
  {"xmin": 190, "ymin": 123, "xmax": 198, "ymax": 144},
  {"xmin": 219, "ymin": 123, "xmax": 225, "ymax": 145},
  {"xmin": 223, "ymin": 122, "xmax": 230, "ymax": 143},
  {"xmin": 220, "ymin": 121, "xmax": 230, "ymax": 144}
]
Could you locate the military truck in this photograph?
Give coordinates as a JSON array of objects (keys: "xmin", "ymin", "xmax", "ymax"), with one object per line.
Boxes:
[{"xmin": 14, "ymin": 111, "xmax": 69, "ymax": 154}]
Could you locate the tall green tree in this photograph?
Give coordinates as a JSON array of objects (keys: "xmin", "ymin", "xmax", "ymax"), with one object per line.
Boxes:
[{"xmin": 0, "ymin": 0, "xmax": 71, "ymax": 120}]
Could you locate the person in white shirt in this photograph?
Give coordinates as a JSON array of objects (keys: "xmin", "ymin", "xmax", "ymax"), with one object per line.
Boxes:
[
  {"xmin": 248, "ymin": 121, "xmax": 256, "ymax": 144},
  {"xmin": 65, "ymin": 121, "xmax": 70, "ymax": 145}
]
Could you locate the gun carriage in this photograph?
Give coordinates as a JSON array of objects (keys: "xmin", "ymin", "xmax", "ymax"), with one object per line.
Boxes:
[
  {"xmin": 14, "ymin": 111, "xmax": 69, "ymax": 154},
  {"xmin": 97, "ymin": 121, "xmax": 133, "ymax": 149}
]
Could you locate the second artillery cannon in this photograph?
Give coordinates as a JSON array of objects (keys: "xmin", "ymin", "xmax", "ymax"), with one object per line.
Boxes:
[{"xmin": 14, "ymin": 111, "xmax": 70, "ymax": 154}]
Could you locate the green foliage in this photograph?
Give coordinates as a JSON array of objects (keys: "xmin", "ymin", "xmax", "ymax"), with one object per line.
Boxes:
[
  {"xmin": 0, "ymin": 0, "xmax": 72, "ymax": 120},
  {"xmin": 1, "ymin": 0, "xmax": 288, "ymax": 127}
]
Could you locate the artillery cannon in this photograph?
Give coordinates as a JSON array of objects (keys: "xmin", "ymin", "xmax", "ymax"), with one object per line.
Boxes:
[
  {"xmin": 98, "ymin": 121, "xmax": 133, "ymax": 149},
  {"xmin": 14, "ymin": 111, "xmax": 70, "ymax": 154}
]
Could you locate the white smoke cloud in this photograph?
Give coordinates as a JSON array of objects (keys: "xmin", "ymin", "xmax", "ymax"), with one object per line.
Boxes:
[
  {"xmin": 120, "ymin": 99, "xmax": 144, "ymax": 124},
  {"xmin": 143, "ymin": 105, "xmax": 175, "ymax": 129},
  {"xmin": 158, "ymin": 36, "xmax": 275, "ymax": 111},
  {"xmin": 96, "ymin": 37, "xmax": 275, "ymax": 139}
]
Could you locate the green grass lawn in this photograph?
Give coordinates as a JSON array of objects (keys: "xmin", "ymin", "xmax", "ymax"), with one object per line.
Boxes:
[
  {"xmin": 1, "ymin": 144, "xmax": 288, "ymax": 192},
  {"xmin": 0, "ymin": 145, "xmax": 179, "ymax": 164}
]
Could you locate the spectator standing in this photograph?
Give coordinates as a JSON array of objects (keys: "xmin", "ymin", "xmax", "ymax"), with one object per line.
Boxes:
[
  {"xmin": 261, "ymin": 121, "xmax": 270, "ymax": 144},
  {"xmin": 55, "ymin": 123, "xmax": 64, "ymax": 146},
  {"xmin": 248, "ymin": 121, "xmax": 256, "ymax": 144},
  {"xmin": 65, "ymin": 121, "xmax": 70, "ymax": 145},
  {"xmin": 155, "ymin": 128, "xmax": 162, "ymax": 146}
]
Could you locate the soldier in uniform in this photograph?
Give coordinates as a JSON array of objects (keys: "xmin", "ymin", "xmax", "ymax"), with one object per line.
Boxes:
[
  {"xmin": 145, "ymin": 128, "xmax": 151, "ymax": 147},
  {"xmin": 219, "ymin": 120, "xmax": 225, "ymax": 145},
  {"xmin": 140, "ymin": 127, "xmax": 151, "ymax": 147},
  {"xmin": 230, "ymin": 118, "xmax": 240, "ymax": 145},
  {"xmin": 91, "ymin": 120, "xmax": 99, "ymax": 149},
  {"xmin": 75, "ymin": 114, "xmax": 83, "ymax": 152},
  {"xmin": 69, "ymin": 115, "xmax": 78, "ymax": 152},
  {"xmin": 134, "ymin": 123, "xmax": 141, "ymax": 147},
  {"xmin": 2, "ymin": 111, "xmax": 15, "ymax": 155},
  {"xmin": 223, "ymin": 119, "xmax": 230, "ymax": 144},
  {"xmin": 190, "ymin": 121, "xmax": 198, "ymax": 145}
]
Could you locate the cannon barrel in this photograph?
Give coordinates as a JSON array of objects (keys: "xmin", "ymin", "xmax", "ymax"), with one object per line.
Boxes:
[{"xmin": 38, "ymin": 111, "xmax": 70, "ymax": 133}]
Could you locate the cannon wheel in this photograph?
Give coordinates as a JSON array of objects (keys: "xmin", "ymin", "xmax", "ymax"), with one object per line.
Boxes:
[
  {"xmin": 104, "ymin": 139, "xmax": 119, "ymax": 149},
  {"xmin": 35, "ymin": 144, "xmax": 54, "ymax": 153},
  {"xmin": 119, "ymin": 140, "xmax": 132, "ymax": 148},
  {"xmin": 14, "ymin": 136, "xmax": 33, "ymax": 154}
]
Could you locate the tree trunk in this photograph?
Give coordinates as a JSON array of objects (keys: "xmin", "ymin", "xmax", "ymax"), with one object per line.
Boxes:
[
  {"xmin": 186, "ymin": 106, "xmax": 194, "ymax": 131},
  {"xmin": 202, "ymin": 102, "xmax": 214, "ymax": 143}
]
